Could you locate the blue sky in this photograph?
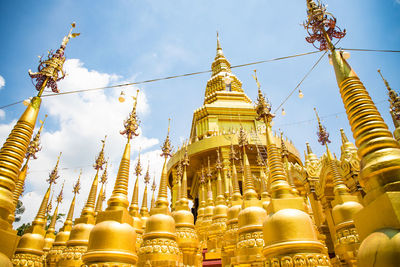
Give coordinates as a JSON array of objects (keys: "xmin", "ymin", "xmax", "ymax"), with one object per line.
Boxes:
[{"xmin": 0, "ymin": 0, "xmax": 399, "ymax": 226}]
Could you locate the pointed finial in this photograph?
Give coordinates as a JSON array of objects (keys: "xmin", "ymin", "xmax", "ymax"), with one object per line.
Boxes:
[
  {"xmin": 26, "ymin": 114, "xmax": 47, "ymax": 160},
  {"xmin": 135, "ymin": 149, "xmax": 142, "ymax": 177},
  {"xmin": 151, "ymin": 175, "xmax": 156, "ymax": 192},
  {"xmin": 378, "ymin": 69, "xmax": 400, "ymax": 121},
  {"xmin": 56, "ymin": 181, "xmax": 65, "ymax": 204},
  {"xmin": 73, "ymin": 171, "xmax": 81, "ymax": 195},
  {"xmin": 207, "ymin": 157, "xmax": 212, "ymax": 179},
  {"xmin": 216, "ymin": 149, "xmax": 223, "ymax": 170},
  {"xmin": 216, "ymin": 31, "xmax": 224, "ymax": 56},
  {"xmin": 238, "ymin": 125, "xmax": 248, "ymax": 148},
  {"xmin": 304, "ymin": 0, "xmax": 346, "ymax": 51},
  {"xmin": 256, "ymin": 146, "xmax": 264, "ymax": 167},
  {"xmin": 340, "ymin": 128, "xmax": 349, "ymax": 144},
  {"xmin": 101, "ymin": 161, "xmax": 108, "ymax": 184},
  {"xmin": 280, "ymin": 131, "xmax": 289, "ymax": 159},
  {"xmin": 144, "ymin": 161, "xmax": 151, "ymax": 185},
  {"xmin": 229, "ymin": 142, "xmax": 238, "ymax": 162},
  {"xmin": 120, "ymin": 89, "xmax": 140, "ymax": 140},
  {"xmin": 29, "ymin": 23, "xmax": 79, "ymax": 95},
  {"xmin": 94, "ymin": 135, "xmax": 107, "ymax": 170},
  {"xmin": 47, "ymin": 152, "xmax": 62, "ymax": 185},
  {"xmin": 182, "ymin": 143, "xmax": 189, "ymax": 166},
  {"xmin": 46, "ymin": 190, "xmax": 54, "ymax": 216},
  {"xmin": 306, "ymin": 142, "xmax": 313, "ymax": 154},
  {"xmin": 314, "ymin": 108, "xmax": 331, "ymax": 145},
  {"xmin": 253, "ymin": 70, "xmax": 275, "ymax": 124},
  {"xmin": 161, "ymin": 118, "xmax": 172, "ymax": 157}
]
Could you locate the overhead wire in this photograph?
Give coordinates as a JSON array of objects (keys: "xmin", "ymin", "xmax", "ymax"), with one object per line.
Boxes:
[{"xmin": 2, "ymin": 47, "xmax": 398, "ymax": 110}]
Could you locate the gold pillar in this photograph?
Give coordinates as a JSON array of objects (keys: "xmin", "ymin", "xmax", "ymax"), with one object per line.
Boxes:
[
  {"xmin": 304, "ymin": 1, "xmax": 400, "ymax": 265},
  {"xmin": 235, "ymin": 126, "xmax": 266, "ymax": 265},
  {"xmin": 129, "ymin": 152, "xmax": 143, "ymax": 251},
  {"xmin": 208, "ymin": 149, "xmax": 228, "ymax": 260},
  {"xmin": 138, "ymin": 122, "xmax": 182, "ymax": 266},
  {"xmin": 173, "ymin": 144, "xmax": 200, "ymax": 266},
  {"xmin": 82, "ymin": 91, "xmax": 140, "ymax": 267},
  {"xmin": 58, "ymin": 138, "xmax": 106, "ymax": 267},
  {"xmin": 46, "ymin": 176, "xmax": 80, "ymax": 267},
  {"xmin": 222, "ymin": 143, "xmax": 242, "ymax": 266},
  {"xmin": 253, "ymin": 71, "xmax": 331, "ymax": 266}
]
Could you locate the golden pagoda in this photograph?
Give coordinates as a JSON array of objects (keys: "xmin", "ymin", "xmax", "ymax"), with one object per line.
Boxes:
[
  {"xmin": 137, "ymin": 121, "xmax": 183, "ymax": 266},
  {"xmin": 0, "ymin": 24, "xmax": 78, "ymax": 266},
  {"xmin": 166, "ymin": 33, "xmax": 301, "ymax": 265},
  {"xmin": 12, "ymin": 153, "xmax": 62, "ymax": 266},
  {"xmin": 57, "ymin": 138, "xmax": 106, "ymax": 267},
  {"xmin": 43, "ymin": 182, "xmax": 64, "ymax": 258},
  {"xmin": 46, "ymin": 174, "xmax": 81, "ymax": 267},
  {"xmin": 82, "ymin": 90, "xmax": 140, "ymax": 266},
  {"xmin": 4, "ymin": 3, "xmax": 400, "ymax": 265}
]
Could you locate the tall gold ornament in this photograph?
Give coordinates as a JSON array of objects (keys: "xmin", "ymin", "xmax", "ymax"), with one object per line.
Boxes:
[
  {"xmin": 378, "ymin": 69, "xmax": 400, "ymax": 142},
  {"xmin": 204, "ymin": 157, "xmax": 215, "ymax": 252},
  {"xmin": 43, "ymin": 182, "xmax": 65, "ymax": 259},
  {"xmin": 129, "ymin": 150, "xmax": 144, "ymax": 250},
  {"xmin": 82, "ymin": 90, "xmax": 140, "ymax": 267},
  {"xmin": 281, "ymin": 132, "xmax": 299, "ymax": 196},
  {"xmin": 58, "ymin": 137, "xmax": 106, "ymax": 267},
  {"xmin": 9, "ymin": 115, "xmax": 47, "ymax": 224},
  {"xmin": 339, "ymin": 129, "xmax": 364, "ymax": 204},
  {"xmin": 0, "ymin": 24, "xmax": 77, "ymax": 264},
  {"xmin": 46, "ymin": 175, "xmax": 80, "ymax": 267},
  {"xmin": 315, "ymin": 108, "xmax": 363, "ymax": 266},
  {"xmin": 256, "ymin": 147, "xmax": 271, "ymax": 211},
  {"xmin": 138, "ymin": 120, "xmax": 183, "ymax": 266},
  {"xmin": 208, "ymin": 149, "xmax": 228, "ymax": 259},
  {"xmin": 12, "ymin": 153, "xmax": 62, "ymax": 266},
  {"xmin": 95, "ymin": 161, "xmax": 108, "ymax": 216},
  {"xmin": 222, "ymin": 143, "xmax": 242, "ymax": 266},
  {"xmin": 173, "ymin": 144, "xmax": 200, "ymax": 266},
  {"xmin": 235, "ymin": 125, "xmax": 266, "ymax": 265},
  {"xmin": 140, "ymin": 162, "xmax": 151, "ymax": 228},
  {"xmin": 253, "ymin": 70, "xmax": 331, "ymax": 266},
  {"xmin": 195, "ymin": 167, "xmax": 207, "ymax": 246},
  {"xmin": 150, "ymin": 176, "xmax": 156, "ymax": 211},
  {"xmin": 304, "ymin": 1, "xmax": 400, "ymax": 265}
]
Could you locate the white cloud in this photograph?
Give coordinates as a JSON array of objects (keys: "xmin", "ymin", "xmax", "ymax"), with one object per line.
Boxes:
[
  {"xmin": 0, "ymin": 59, "xmax": 166, "ymax": 229},
  {"xmin": 0, "ymin": 75, "xmax": 5, "ymax": 90},
  {"xmin": 0, "ymin": 109, "xmax": 5, "ymax": 120}
]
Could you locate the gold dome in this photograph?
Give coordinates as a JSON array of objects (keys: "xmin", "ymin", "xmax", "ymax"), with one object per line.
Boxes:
[
  {"xmin": 357, "ymin": 228, "xmax": 400, "ymax": 267},
  {"xmin": 145, "ymin": 213, "xmax": 176, "ymax": 234},
  {"xmin": 82, "ymin": 220, "xmax": 137, "ymax": 265},
  {"xmin": 238, "ymin": 206, "xmax": 266, "ymax": 230},
  {"xmin": 332, "ymin": 200, "xmax": 363, "ymax": 225},
  {"xmin": 263, "ymin": 208, "xmax": 321, "ymax": 246}
]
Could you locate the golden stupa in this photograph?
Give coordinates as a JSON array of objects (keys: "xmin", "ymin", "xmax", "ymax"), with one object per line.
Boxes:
[{"xmin": 1, "ymin": 1, "xmax": 400, "ymax": 266}]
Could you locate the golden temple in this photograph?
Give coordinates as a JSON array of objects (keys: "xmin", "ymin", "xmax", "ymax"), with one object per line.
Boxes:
[{"xmin": 1, "ymin": 1, "xmax": 400, "ymax": 266}]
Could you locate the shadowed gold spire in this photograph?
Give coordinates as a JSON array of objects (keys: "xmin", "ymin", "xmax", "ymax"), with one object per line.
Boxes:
[
  {"xmin": 95, "ymin": 162, "xmax": 108, "ymax": 215},
  {"xmin": 211, "ymin": 32, "xmax": 232, "ymax": 77},
  {"xmin": 155, "ymin": 119, "xmax": 172, "ymax": 212},
  {"xmin": 150, "ymin": 174, "xmax": 156, "ymax": 210},
  {"xmin": 82, "ymin": 91, "xmax": 139, "ymax": 267},
  {"xmin": 9, "ymin": 116, "xmax": 48, "ymax": 224},
  {"xmin": 129, "ymin": 150, "xmax": 142, "ymax": 217},
  {"xmin": 215, "ymin": 149, "xmax": 225, "ymax": 205},
  {"xmin": 43, "ymin": 182, "xmax": 64, "ymax": 253},
  {"xmin": 81, "ymin": 137, "xmax": 106, "ymax": 218},
  {"xmin": 140, "ymin": 162, "xmax": 150, "ymax": 217},
  {"xmin": 230, "ymin": 143, "xmax": 242, "ymax": 200},
  {"xmin": 1, "ymin": 26, "xmax": 77, "ymax": 261},
  {"xmin": 67, "ymin": 174, "xmax": 81, "ymax": 223},
  {"xmin": 107, "ymin": 90, "xmax": 139, "ymax": 210}
]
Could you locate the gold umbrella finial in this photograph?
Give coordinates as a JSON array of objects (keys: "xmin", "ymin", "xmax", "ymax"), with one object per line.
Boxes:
[
  {"xmin": 28, "ymin": 23, "xmax": 79, "ymax": 96},
  {"xmin": 314, "ymin": 108, "xmax": 331, "ymax": 145},
  {"xmin": 47, "ymin": 152, "xmax": 62, "ymax": 185},
  {"xmin": 26, "ymin": 114, "xmax": 47, "ymax": 160},
  {"xmin": 94, "ymin": 135, "xmax": 107, "ymax": 170},
  {"xmin": 120, "ymin": 89, "xmax": 140, "ymax": 140}
]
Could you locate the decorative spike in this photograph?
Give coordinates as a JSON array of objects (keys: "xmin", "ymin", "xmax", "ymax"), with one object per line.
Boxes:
[
  {"xmin": 120, "ymin": 89, "xmax": 140, "ymax": 139},
  {"xmin": 135, "ymin": 149, "xmax": 142, "ymax": 177},
  {"xmin": 47, "ymin": 152, "xmax": 62, "ymax": 185},
  {"xmin": 155, "ymin": 121, "xmax": 173, "ymax": 211},
  {"xmin": 68, "ymin": 173, "xmax": 81, "ymax": 222},
  {"xmin": 340, "ymin": 128, "xmax": 349, "ymax": 144},
  {"xmin": 280, "ymin": 131, "xmax": 289, "ymax": 159},
  {"xmin": 314, "ymin": 108, "xmax": 331, "ymax": 145},
  {"xmin": 94, "ymin": 135, "xmax": 106, "ymax": 170}
]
